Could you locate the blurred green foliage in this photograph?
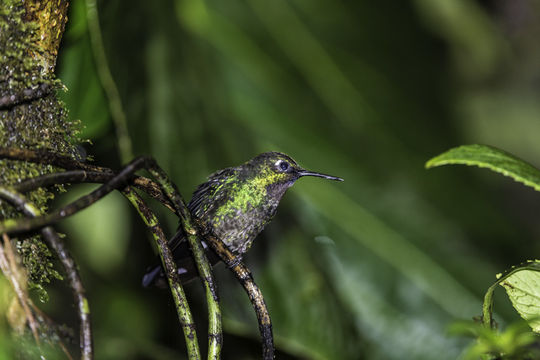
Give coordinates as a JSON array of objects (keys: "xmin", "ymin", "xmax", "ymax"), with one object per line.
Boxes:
[
  {"xmin": 10, "ymin": 0, "xmax": 537, "ymax": 359},
  {"xmin": 59, "ymin": 185, "xmax": 130, "ymax": 276},
  {"xmin": 448, "ymin": 320, "xmax": 539, "ymax": 360}
]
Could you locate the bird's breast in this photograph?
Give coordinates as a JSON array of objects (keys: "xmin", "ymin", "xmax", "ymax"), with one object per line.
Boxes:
[{"xmin": 209, "ymin": 195, "xmax": 279, "ymax": 254}]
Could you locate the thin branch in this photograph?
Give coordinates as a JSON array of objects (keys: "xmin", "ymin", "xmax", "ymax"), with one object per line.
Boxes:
[
  {"xmin": 0, "ymin": 147, "xmax": 270, "ymax": 358},
  {"xmin": 0, "ymin": 156, "xmax": 215, "ymax": 359},
  {"xmin": 0, "ymin": 157, "xmax": 155, "ymax": 234},
  {"xmin": 0, "ymin": 147, "xmax": 174, "ymax": 213},
  {"xmin": 0, "ymin": 187, "xmax": 93, "ymax": 360},
  {"xmin": 13, "ymin": 170, "xmax": 175, "ymax": 213},
  {"xmin": 144, "ymin": 164, "xmax": 223, "ymax": 360},
  {"xmin": 122, "ymin": 188, "xmax": 201, "ymax": 359},
  {"xmin": 199, "ymin": 226, "xmax": 274, "ymax": 360},
  {"xmin": 42, "ymin": 227, "xmax": 92, "ymax": 359},
  {"xmin": 0, "ymin": 147, "xmax": 110, "ymax": 173}
]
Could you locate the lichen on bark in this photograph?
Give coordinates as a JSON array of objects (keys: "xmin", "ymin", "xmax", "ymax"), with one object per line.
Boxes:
[{"xmin": 1, "ymin": 0, "xmax": 78, "ymax": 303}]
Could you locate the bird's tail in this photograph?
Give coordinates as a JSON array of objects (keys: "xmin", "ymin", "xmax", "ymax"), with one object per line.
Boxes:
[
  {"xmin": 142, "ymin": 265, "xmax": 162, "ymax": 288},
  {"xmin": 142, "ymin": 233, "xmax": 221, "ymax": 288}
]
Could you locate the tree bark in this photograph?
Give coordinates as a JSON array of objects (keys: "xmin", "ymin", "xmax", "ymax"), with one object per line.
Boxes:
[{"xmin": 0, "ymin": 0, "xmax": 78, "ymax": 325}]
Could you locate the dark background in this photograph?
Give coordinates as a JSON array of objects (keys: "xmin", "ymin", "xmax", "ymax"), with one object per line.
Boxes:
[{"xmin": 46, "ymin": 0, "xmax": 540, "ymax": 359}]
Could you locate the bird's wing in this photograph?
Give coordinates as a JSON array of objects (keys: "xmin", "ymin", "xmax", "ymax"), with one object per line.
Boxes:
[
  {"xmin": 168, "ymin": 167, "xmax": 236, "ymax": 253},
  {"xmin": 143, "ymin": 167, "xmax": 238, "ymax": 287},
  {"xmin": 188, "ymin": 166, "xmax": 236, "ymax": 216}
]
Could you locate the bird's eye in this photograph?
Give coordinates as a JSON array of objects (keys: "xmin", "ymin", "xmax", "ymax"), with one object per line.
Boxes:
[{"xmin": 279, "ymin": 161, "xmax": 289, "ymax": 172}]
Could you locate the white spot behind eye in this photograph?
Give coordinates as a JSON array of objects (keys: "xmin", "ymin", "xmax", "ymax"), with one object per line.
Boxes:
[{"xmin": 275, "ymin": 159, "xmax": 289, "ymax": 172}]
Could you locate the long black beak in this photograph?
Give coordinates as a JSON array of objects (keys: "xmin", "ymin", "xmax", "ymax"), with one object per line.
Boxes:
[{"xmin": 298, "ymin": 170, "xmax": 343, "ymax": 181}]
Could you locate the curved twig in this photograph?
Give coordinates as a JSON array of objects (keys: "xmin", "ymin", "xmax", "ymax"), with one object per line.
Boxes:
[
  {"xmin": 13, "ymin": 170, "xmax": 175, "ymax": 213},
  {"xmin": 122, "ymin": 188, "xmax": 201, "ymax": 359},
  {"xmin": 12, "ymin": 169, "xmax": 224, "ymax": 357},
  {"xmin": 0, "ymin": 157, "xmax": 160, "ymax": 234},
  {"xmin": 0, "ymin": 187, "xmax": 93, "ymax": 360},
  {"xmin": 0, "ymin": 147, "xmax": 272, "ymax": 358},
  {"xmin": 0, "ymin": 149, "xmax": 160, "ymax": 206},
  {"xmin": 198, "ymin": 225, "xmax": 274, "ymax": 360},
  {"xmin": 0, "ymin": 155, "xmax": 219, "ymax": 359},
  {"xmin": 0, "ymin": 147, "xmax": 109, "ymax": 173},
  {"xmin": 144, "ymin": 164, "xmax": 223, "ymax": 359}
]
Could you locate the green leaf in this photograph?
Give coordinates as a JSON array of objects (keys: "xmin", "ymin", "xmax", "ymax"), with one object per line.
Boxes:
[
  {"xmin": 499, "ymin": 262, "xmax": 540, "ymax": 332},
  {"xmin": 426, "ymin": 144, "xmax": 540, "ymax": 192}
]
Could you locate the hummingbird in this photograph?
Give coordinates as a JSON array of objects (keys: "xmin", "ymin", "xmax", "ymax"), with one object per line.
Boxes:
[{"xmin": 142, "ymin": 152, "xmax": 343, "ymax": 287}]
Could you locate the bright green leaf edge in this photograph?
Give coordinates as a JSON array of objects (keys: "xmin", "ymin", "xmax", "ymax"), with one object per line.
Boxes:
[
  {"xmin": 427, "ymin": 145, "xmax": 540, "ymax": 331},
  {"xmin": 426, "ymin": 144, "xmax": 540, "ymax": 192},
  {"xmin": 500, "ymin": 266, "xmax": 540, "ymax": 333},
  {"xmin": 482, "ymin": 261, "xmax": 540, "ymax": 332}
]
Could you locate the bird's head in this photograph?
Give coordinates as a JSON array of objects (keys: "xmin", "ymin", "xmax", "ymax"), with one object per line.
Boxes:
[{"xmin": 244, "ymin": 152, "xmax": 343, "ymax": 197}]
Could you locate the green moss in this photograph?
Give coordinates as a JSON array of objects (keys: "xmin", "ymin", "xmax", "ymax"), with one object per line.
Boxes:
[
  {"xmin": 0, "ymin": 0, "xmax": 79, "ymax": 302},
  {"xmin": 0, "ymin": 1, "xmax": 47, "ymax": 96},
  {"xmin": 17, "ymin": 237, "xmax": 63, "ymax": 303}
]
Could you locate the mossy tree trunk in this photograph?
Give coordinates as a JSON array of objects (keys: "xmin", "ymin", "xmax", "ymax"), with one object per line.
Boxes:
[{"xmin": 0, "ymin": 0, "xmax": 79, "ymax": 348}]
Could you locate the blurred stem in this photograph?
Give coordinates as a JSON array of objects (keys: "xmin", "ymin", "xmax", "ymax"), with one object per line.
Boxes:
[
  {"xmin": 122, "ymin": 188, "xmax": 201, "ymax": 360},
  {"xmin": 0, "ymin": 187, "xmax": 93, "ymax": 360},
  {"xmin": 85, "ymin": 0, "xmax": 133, "ymax": 163},
  {"xmin": 0, "ymin": 234, "xmax": 41, "ymax": 347},
  {"xmin": 29, "ymin": 303, "xmax": 75, "ymax": 360},
  {"xmin": 253, "ymin": 0, "xmax": 371, "ymax": 125}
]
